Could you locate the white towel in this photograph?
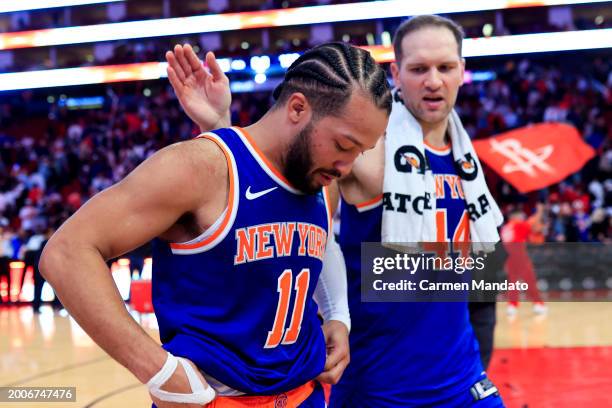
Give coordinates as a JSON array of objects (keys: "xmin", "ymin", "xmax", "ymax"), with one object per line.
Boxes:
[{"xmin": 381, "ymin": 89, "xmax": 503, "ymax": 252}]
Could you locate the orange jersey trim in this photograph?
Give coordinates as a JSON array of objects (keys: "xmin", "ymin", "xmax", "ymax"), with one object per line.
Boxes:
[
  {"xmin": 355, "ymin": 194, "xmax": 384, "ymax": 210},
  {"xmin": 322, "ymin": 186, "xmax": 334, "ymax": 235},
  {"xmin": 235, "ymin": 127, "xmax": 296, "ymax": 189},
  {"xmin": 423, "ymin": 140, "xmax": 451, "ymax": 153},
  {"xmin": 208, "ymin": 381, "xmax": 315, "ymax": 408},
  {"xmin": 169, "ymin": 134, "xmax": 236, "ymax": 250}
]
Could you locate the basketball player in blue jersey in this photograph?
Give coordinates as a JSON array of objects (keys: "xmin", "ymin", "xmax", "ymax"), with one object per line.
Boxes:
[
  {"xmin": 169, "ymin": 15, "xmax": 505, "ymax": 407},
  {"xmin": 39, "ymin": 42, "xmax": 391, "ymax": 408},
  {"xmin": 329, "ymin": 16, "xmax": 504, "ymax": 407}
]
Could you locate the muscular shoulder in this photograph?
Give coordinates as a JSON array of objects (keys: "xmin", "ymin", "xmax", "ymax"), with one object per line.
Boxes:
[
  {"xmin": 182, "ymin": 137, "xmax": 229, "ymax": 186},
  {"xmin": 125, "ymin": 137, "xmax": 228, "ymax": 211},
  {"xmin": 44, "ymin": 137, "xmax": 231, "ymax": 260}
]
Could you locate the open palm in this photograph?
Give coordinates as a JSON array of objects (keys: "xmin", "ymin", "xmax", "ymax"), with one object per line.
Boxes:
[{"xmin": 166, "ymin": 44, "xmax": 231, "ymax": 130}]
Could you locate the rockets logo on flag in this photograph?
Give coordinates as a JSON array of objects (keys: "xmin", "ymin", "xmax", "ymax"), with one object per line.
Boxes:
[{"xmin": 472, "ymin": 123, "xmax": 595, "ymax": 193}]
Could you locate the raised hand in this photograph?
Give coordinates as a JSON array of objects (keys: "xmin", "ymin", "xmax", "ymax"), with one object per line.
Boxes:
[{"xmin": 166, "ymin": 44, "xmax": 231, "ymax": 131}]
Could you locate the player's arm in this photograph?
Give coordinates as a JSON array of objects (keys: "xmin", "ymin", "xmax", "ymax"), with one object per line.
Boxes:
[
  {"xmin": 39, "ymin": 140, "xmax": 225, "ymax": 396},
  {"xmin": 338, "ymin": 134, "xmax": 385, "ymax": 204},
  {"xmin": 315, "ymin": 182, "xmax": 349, "ymax": 330},
  {"xmin": 315, "ymin": 181, "xmax": 351, "ymax": 384},
  {"xmin": 166, "ymin": 44, "xmax": 231, "ymax": 131},
  {"xmin": 315, "ymin": 234, "xmax": 350, "ymax": 385}
]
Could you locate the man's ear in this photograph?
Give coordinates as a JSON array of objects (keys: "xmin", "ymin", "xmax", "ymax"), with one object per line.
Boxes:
[
  {"xmin": 459, "ymin": 57, "xmax": 466, "ymax": 87},
  {"xmin": 286, "ymin": 92, "xmax": 312, "ymax": 125},
  {"xmin": 390, "ymin": 62, "xmax": 401, "ymax": 88}
]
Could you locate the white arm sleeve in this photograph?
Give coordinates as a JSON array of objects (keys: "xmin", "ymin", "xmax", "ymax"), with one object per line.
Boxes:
[{"xmin": 313, "ymin": 234, "xmax": 351, "ymax": 332}]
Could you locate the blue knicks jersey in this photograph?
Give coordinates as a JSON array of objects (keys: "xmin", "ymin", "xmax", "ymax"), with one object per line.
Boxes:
[
  {"xmin": 333, "ymin": 142, "xmax": 482, "ymax": 406},
  {"xmin": 152, "ymin": 127, "xmax": 331, "ymax": 395},
  {"xmin": 426, "ymin": 141, "xmax": 471, "ymax": 246}
]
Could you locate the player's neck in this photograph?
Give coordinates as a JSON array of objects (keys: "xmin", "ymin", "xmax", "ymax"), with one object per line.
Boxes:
[
  {"xmin": 421, "ymin": 118, "xmax": 450, "ymax": 149},
  {"xmin": 244, "ymin": 112, "xmax": 289, "ymax": 172}
]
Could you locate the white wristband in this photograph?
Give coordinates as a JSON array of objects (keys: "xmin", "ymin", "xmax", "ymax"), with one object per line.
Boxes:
[{"xmin": 146, "ymin": 352, "xmax": 216, "ymax": 404}]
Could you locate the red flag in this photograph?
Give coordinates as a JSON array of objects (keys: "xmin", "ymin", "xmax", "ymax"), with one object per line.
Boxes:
[{"xmin": 473, "ymin": 123, "xmax": 595, "ymax": 193}]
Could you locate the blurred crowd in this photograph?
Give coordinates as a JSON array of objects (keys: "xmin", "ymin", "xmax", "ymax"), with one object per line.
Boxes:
[
  {"xmin": 0, "ymin": 53, "xmax": 611, "ymax": 306},
  {"xmin": 458, "ymin": 56, "xmax": 612, "ymax": 243}
]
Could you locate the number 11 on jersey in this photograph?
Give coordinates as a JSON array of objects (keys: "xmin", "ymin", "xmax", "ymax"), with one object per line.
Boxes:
[{"xmin": 265, "ymin": 268, "xmax": 310, "ymax": 348}]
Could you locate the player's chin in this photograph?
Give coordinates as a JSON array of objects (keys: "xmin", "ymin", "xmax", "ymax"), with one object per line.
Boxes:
[
  {"xmin": 301, "ymin": 174, "xmax": 329, "ymax": 194},
  {"xmin": 300, "ymin": 178, "xmax": 324, "ymax": 195},
  {"xmin": 320, "ymin": 175, "xmax": 334, "ymax": 187},
  {"xmin": 420, "ymin": 109, "xmax": 449, "ymax": 125}
]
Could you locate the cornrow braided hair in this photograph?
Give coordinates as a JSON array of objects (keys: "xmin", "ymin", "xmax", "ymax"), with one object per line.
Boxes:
[{"xmin": 273, "ymin": 42, "xmax": 391, "ymax": 117}]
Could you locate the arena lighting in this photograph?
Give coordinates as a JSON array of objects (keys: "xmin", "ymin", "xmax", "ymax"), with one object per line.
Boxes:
[
  {"xmin": 9, "ymin": 262, "xmax": 25, "ymax": 268},
  {"xmin": 230, "ymin": 59, "xmax": 247, "ymax": 71},
  {"xmin": 279, "ymin": 53, "xmax": 301, "ymax": 69},
  {"xmin": 231, "ymin": 77, "xmax": 282, "ymax": 93},
  {"xmin": 0, "ymin": 61, "xmax": 167, "ymax": 91},
  {"xmin": 58, "ymin": 96, "xmax": 105, "ymax": 109},
  {"xmin": 0, "ymin": 0, "xmax": 122, "ymax": 14},
  {"xmin": 468, "ymin": 71, "xmax": 497, "ymax": 82},
  {"xmin": 250, "ymin": 56, "xmax": 271, "ymax": 73},
  {"xmin": 0, "ymin": 0, "xmax": 608, "ymax": 50},
  {"xmin": 0, "ymin": 29, "xmax": 610, "ymax": 92},
  {"xmin": 362, "ymin": 28, "xmax": 612, "ymax": 61}
]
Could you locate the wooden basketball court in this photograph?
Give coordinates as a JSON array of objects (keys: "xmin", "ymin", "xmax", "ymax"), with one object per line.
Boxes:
[{"xmin": 2, "ymin": 302, "xmax": 611, "ymax": 407}]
